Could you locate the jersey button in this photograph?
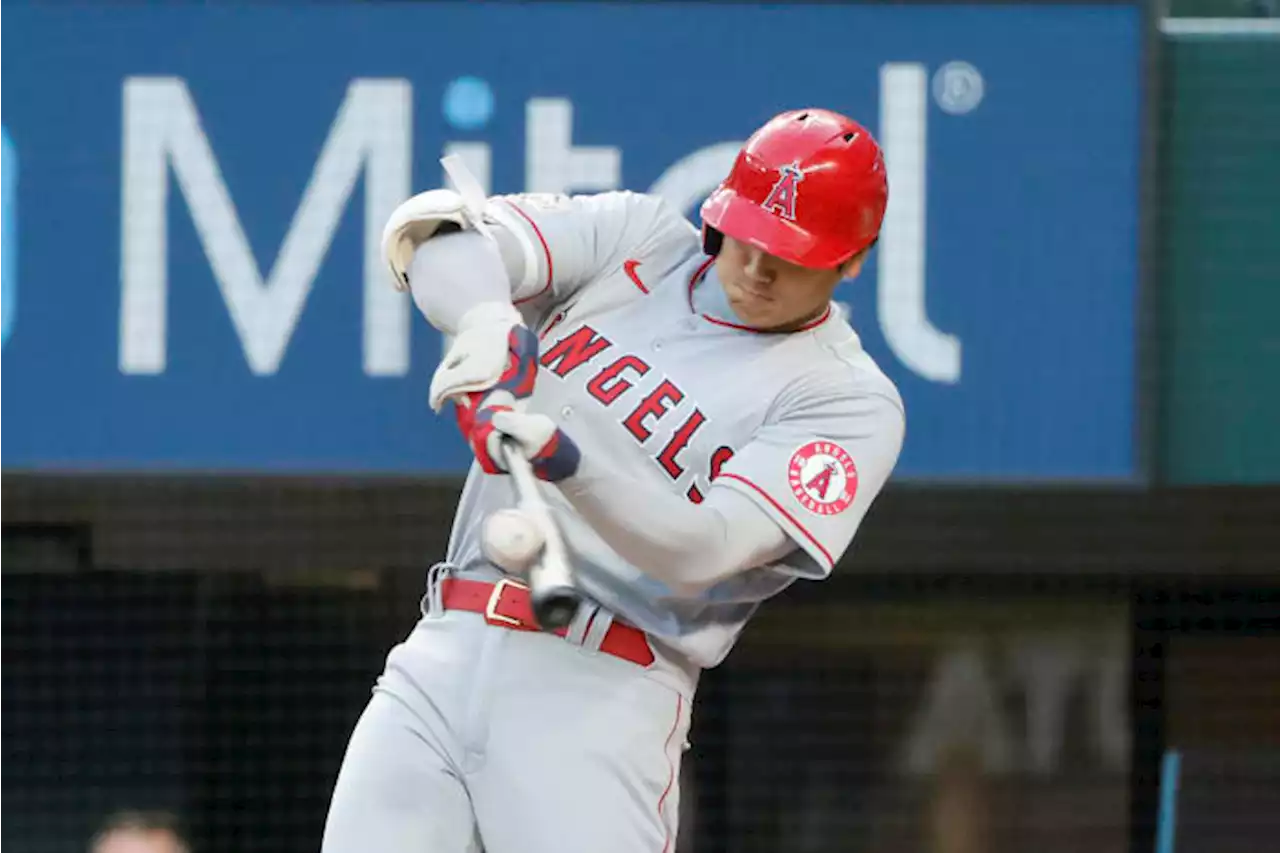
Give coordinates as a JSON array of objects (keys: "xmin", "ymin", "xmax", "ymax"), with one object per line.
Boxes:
[
  {"xmin": 560, "ymin": 406, "xmax": 573, "ymax": 419},
  {"xmin": 652, "ymin": 340, "xmax": 664, "ymax": 352}
]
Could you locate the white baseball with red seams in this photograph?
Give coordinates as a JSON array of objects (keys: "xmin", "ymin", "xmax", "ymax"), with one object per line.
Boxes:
[
  {"xmin": 481, "ymin": 507, "xmax": 545, "ymax": 575},
  {"xmin": 321, "ymin": 188, "xmax": 905, "ymax": 853}
]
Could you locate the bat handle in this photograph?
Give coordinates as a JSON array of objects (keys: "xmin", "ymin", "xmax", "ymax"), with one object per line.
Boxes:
[
  {"xmin": 530, "ymin": 585, "xmax": 580, "ymax": 631},
  {"xmin": 498, "ymin": 438, "xmax": 581, "ymax": 631}
]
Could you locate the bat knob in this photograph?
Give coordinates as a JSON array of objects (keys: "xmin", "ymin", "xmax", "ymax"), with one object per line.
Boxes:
[{"xmin": 532, "ymin": 586, "xmax": 579, "ymax": 631}]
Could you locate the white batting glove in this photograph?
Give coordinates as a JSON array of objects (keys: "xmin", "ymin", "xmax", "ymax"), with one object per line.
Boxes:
[
  {"xmin": 428, "ymin": 302, "xmax": 536, "ymax": 413},
  {"xmin": 468, "ymin": 407, "xmax": 582, "ymax": 483}
]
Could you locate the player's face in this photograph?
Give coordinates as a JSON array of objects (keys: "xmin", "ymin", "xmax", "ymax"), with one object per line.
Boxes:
[{"xmin": 715, "ymin": 236, "xmax": 863, "ymax": 332}]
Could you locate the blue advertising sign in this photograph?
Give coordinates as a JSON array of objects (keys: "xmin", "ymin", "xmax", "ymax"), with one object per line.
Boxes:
[
  {"xmin": 2, "ymin": 126, "xmax": 15, "ymax": 347},
  {"xmin": 0, "ymin": 2, "xmax": 1144, "ymax": 480}
]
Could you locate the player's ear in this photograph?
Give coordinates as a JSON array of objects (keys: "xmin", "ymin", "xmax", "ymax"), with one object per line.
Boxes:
[
  {"xmin": 839, "ymin": 243, "xmax": 874, "ymax": 280},
  {"xmin": 834, "ymin": 235, "xmax": 875, "ymax": 279}
]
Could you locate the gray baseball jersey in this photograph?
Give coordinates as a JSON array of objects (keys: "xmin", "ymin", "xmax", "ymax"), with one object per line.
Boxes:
[
  {"xmin": 322, "ymin": 189, "xmax": 904, "ymax": 853},
  {"xmin": 445, "ymin": 189, "xmax": 905, "ymax": 669}
]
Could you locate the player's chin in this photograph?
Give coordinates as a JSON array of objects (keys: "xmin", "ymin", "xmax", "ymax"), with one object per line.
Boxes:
[{"xmin": 726, "ymin": 294, "xmax": 777, "ymax": 328}]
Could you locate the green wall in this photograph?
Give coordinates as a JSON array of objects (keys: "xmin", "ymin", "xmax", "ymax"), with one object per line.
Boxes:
[{"xmin": 1159, "ymin": 31, "xmax": 1280, "ymax": 482}]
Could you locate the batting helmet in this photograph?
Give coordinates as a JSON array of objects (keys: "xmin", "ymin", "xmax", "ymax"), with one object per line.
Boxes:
[{"xmin": 700, "ymin": 109, "xmax": 888, "ymax": 269}]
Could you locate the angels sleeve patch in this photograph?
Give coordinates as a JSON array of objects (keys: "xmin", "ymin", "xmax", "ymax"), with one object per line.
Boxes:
[{"xmin": 787, "ymin": 440, "xmax": 859, "ymax": 516}]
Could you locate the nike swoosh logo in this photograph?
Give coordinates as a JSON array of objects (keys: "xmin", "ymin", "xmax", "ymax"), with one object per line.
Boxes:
[{"xmin": 623, "ymin": 259, "xmax": 649, "ymax": 294}]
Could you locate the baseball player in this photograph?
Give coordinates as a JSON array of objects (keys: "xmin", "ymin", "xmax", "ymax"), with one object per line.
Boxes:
[{"xmin": 321, "ymin": 108, "xmax": 905, "ymax": 853}]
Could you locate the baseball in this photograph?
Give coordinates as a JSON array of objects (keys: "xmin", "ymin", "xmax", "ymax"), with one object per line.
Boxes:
[{"xmin": 481, "ymin": 508, "xmax": 546, "ymax": 575}]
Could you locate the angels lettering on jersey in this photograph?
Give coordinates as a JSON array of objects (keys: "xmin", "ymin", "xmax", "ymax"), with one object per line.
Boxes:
[{"xmin": 536, "ymin": 319, "xmax": 736, "ymax": 506}]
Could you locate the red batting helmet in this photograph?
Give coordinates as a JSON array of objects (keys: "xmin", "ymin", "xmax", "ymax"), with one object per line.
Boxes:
[{"xmin": 700, "ymin": 108, "xmax": 888, "ymax": 269}]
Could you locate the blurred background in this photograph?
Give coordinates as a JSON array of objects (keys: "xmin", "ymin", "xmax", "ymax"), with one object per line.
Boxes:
[{"xmin": 2, "ymin": 1, "xmax": 1277, "ymax": 852}]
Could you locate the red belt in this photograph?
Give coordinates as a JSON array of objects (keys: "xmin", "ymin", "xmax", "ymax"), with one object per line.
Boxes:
[{"xmin": 440, "ymin": 577, "xmax": 655, "ymax": 667}]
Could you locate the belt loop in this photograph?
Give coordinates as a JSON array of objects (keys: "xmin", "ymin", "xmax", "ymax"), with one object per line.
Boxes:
[
  {"xmin": 562, "ymin": 602, "xmax": 600, "ymax": 647},
  {"xmin": 421, "ymin": 562, "xmax": 452, "ymax": 619},
  {"xmin": 582, "ymin": 609, "xmax": 615, "ymax": 653}
]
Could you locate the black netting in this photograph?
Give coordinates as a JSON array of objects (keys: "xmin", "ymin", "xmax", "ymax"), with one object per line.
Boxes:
[{"xmin": 3, "ymin": 563, "xmax": 1140, "ymax": 853}]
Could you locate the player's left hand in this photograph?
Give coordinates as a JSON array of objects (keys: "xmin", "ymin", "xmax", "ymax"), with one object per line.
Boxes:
[
  {"xmin": 429, "ymin": 302, "xmax": 539, "ymax": 413},
  {"xmin": 468, "ymin": 402, "xmax": 581, "ymax": 483}
]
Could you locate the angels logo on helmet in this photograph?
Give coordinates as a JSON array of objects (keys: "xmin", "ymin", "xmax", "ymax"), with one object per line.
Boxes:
[{"xmin": 760, "ymin": 161, "xmax": 805, "ymax": 221}]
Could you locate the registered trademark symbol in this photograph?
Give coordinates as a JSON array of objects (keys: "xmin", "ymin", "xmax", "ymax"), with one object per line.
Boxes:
[{"xmin": 933, "ymin": 62, "xmax": 984, "ymax": 115}]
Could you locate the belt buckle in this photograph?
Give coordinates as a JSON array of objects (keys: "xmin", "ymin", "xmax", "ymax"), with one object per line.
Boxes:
[{"xmin": 484, "ymin": 577, "xmax": 529, "ymax": 628}]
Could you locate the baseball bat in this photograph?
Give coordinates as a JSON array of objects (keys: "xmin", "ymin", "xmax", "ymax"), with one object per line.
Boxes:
[{"xmin": 498, "ymin": 437, "xmax": 581, "ymax": 630}]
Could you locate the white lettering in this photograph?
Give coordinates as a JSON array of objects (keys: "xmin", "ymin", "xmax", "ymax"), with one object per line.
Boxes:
[
  {"xmin": 903, "ymin": 631, "xmax": 1129, "ymax": 776},
  {"xmin": 902, "ymin": 645, "xmax": 1016, "ymax": 775},
  {"xmin": 1092, "ymin": 634, "xmax": 1131, "ymax": 771},
  {"xmin": 119, "ymin": 77, "xmax": 412, "ymax": 376},
  {"xmin": 878, "ymin": 63, "xmax": 962, "ymax": 384},
  {"xmin": 525, "ymin": 98, "xmax": 619, "ymax": 194},
  {"xmin": 1008, "ymin": 638, "xmax": 1085, "ymax": 775},
  {"xmin": 647, "ymin": 142, "xmax": 742, "ymax": 217}
]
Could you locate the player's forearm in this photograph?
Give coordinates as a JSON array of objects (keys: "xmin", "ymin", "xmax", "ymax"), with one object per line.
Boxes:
[
  {"xmin": 405, "ymin": 231, "xmax": 514, "ymax": 335},
  {"xmin": 555, "ymin": 455, "xmax": 793, "ymax": 597}
]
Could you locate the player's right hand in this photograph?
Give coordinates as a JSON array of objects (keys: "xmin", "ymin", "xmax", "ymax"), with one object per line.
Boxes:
[
  {"xmin": 467, "ymin": 401, "xmax": 581, "ymax": 483},
  {"xmin": 428, "ymin": 301, "xmax": 539, "ymax": 413}
]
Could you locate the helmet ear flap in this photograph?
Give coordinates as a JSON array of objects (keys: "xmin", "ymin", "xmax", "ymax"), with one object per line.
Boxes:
[{"xmin": 702, "ymin": 225, "xmax": 724, "ymax": 257}]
